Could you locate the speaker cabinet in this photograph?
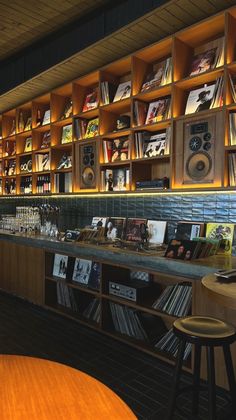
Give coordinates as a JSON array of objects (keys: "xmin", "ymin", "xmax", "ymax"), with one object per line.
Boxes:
[
  {"xmin": 78, "ymin": 141, "xmax": 97, "ymax": 189},
  {"xmin": 174, "ymin": 112, "xmax": 224, "ymax": 187}
]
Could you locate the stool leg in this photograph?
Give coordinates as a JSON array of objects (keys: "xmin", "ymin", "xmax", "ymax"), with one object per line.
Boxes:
[
  {"xmin": 206, "ymin": 345, "xmax": 216, "ymax": 420},
  {"xmin": 223, "ymin": 344, "xmax": 236, "ymax": 418},
  {"xmin": 192, "ymin": 344, "xmax": 201, "ymax": 417},
  {"xmin": 166, "ymin": 339, "xmax": 186, "ymax": 420}
]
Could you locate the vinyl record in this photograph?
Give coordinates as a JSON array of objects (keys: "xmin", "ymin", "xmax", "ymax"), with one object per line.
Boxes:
[
  {"xmin": 82, "ymin": 166, "xmax": 95, "ymax": 186},
  {"xmin": 186, "ymin": 152, "xmax": 212, "ymax": 180}
]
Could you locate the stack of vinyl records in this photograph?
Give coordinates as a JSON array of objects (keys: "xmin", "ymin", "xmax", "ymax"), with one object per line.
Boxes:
[
  {"xmin": 152, "ymin": 283, "xmax": 192, "ymax": 317},
  {"xmin": 110, "ymin": 302, "xmax": 148, "ymax": 341},
  {"xmin": 109, "ymin": 302, "xmax": 166, "ymax": 344},
  {"xmin": 155, "ymin": 329, "xmax": 192, "ymax": 360},
  {"xmin": 83, "ymin": 298, "xmax": 101, "ymax": 323},
  {"xmin": 56, "ymin": 280, "xmax": 78, "ymax": 312}
]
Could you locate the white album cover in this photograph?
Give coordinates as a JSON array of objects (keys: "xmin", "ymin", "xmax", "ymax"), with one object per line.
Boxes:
[
  {"xmin": 72, "ymin": 258, "xmax": 92, "ymax": 284},
  {"xmin": 185, "ymin": 84, "xmax": 215, "ymax": 115},
  {"xmin": 53, "ymin": 254, "xmax": 68, "ymax": 279},
  {"xmin": 147, "ymin": 220, "xmax": 167, "ymax": 244}
]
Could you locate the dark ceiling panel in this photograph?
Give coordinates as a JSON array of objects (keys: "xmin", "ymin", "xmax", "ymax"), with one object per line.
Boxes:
[{"xmin": 0, "ymin": 0, "xmax": 235, "ymax": 112}]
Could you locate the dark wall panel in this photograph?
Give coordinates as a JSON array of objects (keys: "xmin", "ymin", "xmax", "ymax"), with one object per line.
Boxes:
[{"xmin": 0, "ymin": 0, "xmax": 168, "ymax": 95}]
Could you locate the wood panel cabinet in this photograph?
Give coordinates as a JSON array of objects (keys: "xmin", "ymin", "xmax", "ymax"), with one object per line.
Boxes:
[{"xmin": 0, "ymin": 240, "xmax": 44, "ymax": 304}]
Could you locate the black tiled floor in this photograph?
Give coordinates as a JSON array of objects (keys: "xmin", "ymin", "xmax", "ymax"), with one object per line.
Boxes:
[{"xmin": 0, "ymin": 291, "xmax": 233, "ymax": 419}]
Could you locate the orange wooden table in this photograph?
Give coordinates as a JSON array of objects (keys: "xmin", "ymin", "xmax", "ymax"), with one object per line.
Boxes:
[
  {"xmin": 202, "ymin": 273, "xmax": 236, "ymax": 310},
  {"xmin": 0, "ymin": 355, "xmax": 137, "ymax": 419}
]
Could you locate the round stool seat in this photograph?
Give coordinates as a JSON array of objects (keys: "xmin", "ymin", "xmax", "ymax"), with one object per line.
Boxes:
[{"xmin": 173, "ymin": 316, "xmax": 236, "ymax": 345}]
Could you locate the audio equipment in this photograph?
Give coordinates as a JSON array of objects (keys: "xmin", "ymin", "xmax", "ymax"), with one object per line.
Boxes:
[
  {"xmin": 64, "ymin": 230, "xmax": 80, "ymax": 242},
  {"xmin": 183, "ymin": 116, "xmax": 216, "ymax": 184},
  {"xmin": 174, "ymin": 112, "xmax": 224, "ymax": 187},
  {"xmin": 109, "ymin": 279, "xmax": 150, "ymax": 303},
  {"xmin": 136, "ymin": 177, "xmax": 169, "ymax": 190},
  {"xmin": 79, "ymin": 142, "xmax": 97, "ymax": 189}
]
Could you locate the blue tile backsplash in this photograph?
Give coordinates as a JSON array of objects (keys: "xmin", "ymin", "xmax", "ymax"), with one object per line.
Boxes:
[{"xmin": 1, "ymin": 192, "xmax": 236, "ymax": 242}]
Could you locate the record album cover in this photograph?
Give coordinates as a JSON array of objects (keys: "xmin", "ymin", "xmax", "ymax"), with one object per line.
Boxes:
[
  {"xmin": 185, "ymin": 84, "xmax": 215, "ymax": 115},
  {"xmin": 72, "ymin": 258, "xmax": 92, "ymax": 285},
  {"xmin": 125, "ymin": 218, "xmax": 147, "ymax": 242},
  {"xmin": 206, "ymin": 223, "xmax": 235, "ymax": 254},
  {"xmin": 53, "ymin": 254, "xmax": 68, "ymax": 279},
  {"xmin": 147, "ymin": 220, "xmax": 167, "ymax": 244}
]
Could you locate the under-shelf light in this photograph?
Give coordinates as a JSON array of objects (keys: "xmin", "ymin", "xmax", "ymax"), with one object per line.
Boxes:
[{"xmin": 1, "ymin": 189, "xmax": 236, "ymax": 200}]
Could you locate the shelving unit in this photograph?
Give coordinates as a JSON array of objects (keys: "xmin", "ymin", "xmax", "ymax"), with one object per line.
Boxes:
[
  {"xmin": 1, "ymin": 6, "xmax": 236, "ymax": 196},
  {"xmin": 44, "ymin": 250, "xmax": 195, "ymax": 369}
]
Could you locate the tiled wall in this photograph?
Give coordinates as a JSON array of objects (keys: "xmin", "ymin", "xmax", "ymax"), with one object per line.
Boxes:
[{"xmin": 1, "ymin": 192, "xmax": 236, "ymax": 241}]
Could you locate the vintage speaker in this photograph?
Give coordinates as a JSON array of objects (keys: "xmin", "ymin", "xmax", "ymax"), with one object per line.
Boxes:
[
  {"xmin": 174, "ymin": 112, "xmax": 224, "ymax": 187},
  {"xmin": 183, "ymin": 116, "xmax": 216, "ymax": 184},
  {"xmin": 79, "ymin": 142, "xmax": 97, "ymax": 189}
]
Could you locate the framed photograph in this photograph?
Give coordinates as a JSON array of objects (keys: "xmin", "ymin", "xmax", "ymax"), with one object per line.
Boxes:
[
  {"xmin": 141, "ymin": 60, "xmax": 166, "ymax": 92},
  {"xmin": 113, "ymin": 81, "xmax": 131, "ymax": 102},
  {"xmin": 175, "ymin": 222, "xmax": 205, "ymax": 240},
  {"xmin": 72, "ymin": 258, "xmax": 92, "ymax": 285},
  {"xmin": 53, "ymin": 254, "xmax": 68, "ymax": 279},
  {"xmin": 125, "ymin": 218, "xmax": 147, "ymax": 242},
  {"xmin": 106, "ymin": 217, "xmax": 126, "ymax": 240},
  {"xmin": 85, "ymin": 118, "xmax": 99, "ymax": 138},
  {"xmin": 143, "ymin": 132, "xmax": 167, "ymax": 158},
  {"xmin": 24, "ymin": 117, "xmax": 32, "ymax": 131},
  {"xmin": 206, "ymin": 223, "xmax": 235, "ymax": 255},
  {"xmin": 185, "ymin": 84, "xmax": 215, "ymax": 115},
  {"xmin": 145, "ymin": 98, "xmax": 170, "ymax": 124},
  {"xmin": 88, "ymin": 262, "xmax": 101, "ymax": 290},
  {"xmin": 82, "ymin": 89, "xmax": 99, "ymax": 112},
  {"xmin": 111, "ymin": 137, "xmax": 130, "ymax": 162},
  {"xmin": 165, "ymin": 239, "xmax": 199, "ymax": 260},
  {"xmin": 61, "ymin": 124, "xmax": 72, "ymax": 144},
  {"xmin": 41, "ymin": 131, "xmax": 51, "ymax": 149},
  {"xmin": 189, "ymin": 48, "xmax": 217, "ymax": 76},
  {"xmin": 42, "ymin": 109, "xmax": 51, "ymax": 126},
  {"xmin": 147, "ymin": 220, "xmax": 167, "ymax": 244},
  {"xmin": 113, "ymin": 168, "xmax": 128, "ymax": 191},
  {"xmin": 24, "ymin": 137, "xmax": 32, "ymax": 153},
  {"xmin": 91, "ymin": 217, "xmax": 108, "ymax": 229},
  {"xmin": 61, "ymin": 98, "xmax": 73, "ymax": 119}
]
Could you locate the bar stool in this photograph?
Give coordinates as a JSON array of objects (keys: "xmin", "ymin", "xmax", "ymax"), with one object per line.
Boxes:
[{"xmin": 167, "ymin": 316, "xmax": 236, "ymax": 420}]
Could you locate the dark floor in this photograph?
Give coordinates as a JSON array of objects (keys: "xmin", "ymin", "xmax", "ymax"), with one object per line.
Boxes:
[{"xmin": 0, "ymin": 291, "xmax": 232, "ymax": 419}]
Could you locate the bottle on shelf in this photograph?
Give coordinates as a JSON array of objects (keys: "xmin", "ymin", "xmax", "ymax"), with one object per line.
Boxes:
[
  {"xmin": 9, "ymin": 119, "xmax": 16, "ymax": 136},
  {"xmin": 5, "ymin": 140, "xmax": 10, "ymax": 157},
  {"xmin": 18, "ymin": 111, "xmax": 25, "ymax": 132},
  {"xmin": 36, "ymin": 109, "xmax": 42, "ymax": 127},
  {"xmin": 10, "ymin": 178, "xmax": 16, "ymax": 194},
  {"xmin": 36, "ymin": 175, "xmax": 50, "ymax": 194},
  {"xmin": 4, "ymin": 179, "xmax": 10, "ymax": 194},
  {"xmin": 4, "ymin": 161, "xmax": 9, "ymax": 176},
  {"xmin": 24, "ymin": 176, "xmax": 32, "ymax": 194}
]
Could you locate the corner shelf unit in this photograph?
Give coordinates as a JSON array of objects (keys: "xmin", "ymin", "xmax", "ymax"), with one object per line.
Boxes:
[{"xmin": 1, "ymin": 6, "xmax": 236, "ymax": 195}]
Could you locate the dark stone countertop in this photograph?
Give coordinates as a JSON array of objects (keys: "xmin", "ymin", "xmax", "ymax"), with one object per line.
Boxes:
[{"xmin": 0, "ymin": 231, "xmax": 234, "ymax": 280}]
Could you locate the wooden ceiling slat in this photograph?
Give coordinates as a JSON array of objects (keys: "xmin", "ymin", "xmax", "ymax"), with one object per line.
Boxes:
[
  {"xmin": 178, "ymin": 0, "xmax": 217, "ymax": 14},
  {"xmin": 144, "ymin": 15, "xmax": 171, "ymax": 36},
  {"xmin": 165, "ymin": 4, "xmax": 197, "ymax": 25},
  {"xmin": 170, "ymin": 0, "xmax": 205, "ymax": 19}
]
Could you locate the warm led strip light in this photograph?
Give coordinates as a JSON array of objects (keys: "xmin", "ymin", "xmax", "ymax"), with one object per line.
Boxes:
[{"xmin": 0, "ymin": 189, "xmax": 236, "ymax": 199}]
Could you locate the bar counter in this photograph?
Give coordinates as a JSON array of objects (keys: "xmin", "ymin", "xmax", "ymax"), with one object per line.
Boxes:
[
  {"xmin": 0, "ymin": 230, "xmax": 235, "ymax": 279},
  {"xmin": 0, "ymin": 230, "xmax": 235, "ymax": 390}
]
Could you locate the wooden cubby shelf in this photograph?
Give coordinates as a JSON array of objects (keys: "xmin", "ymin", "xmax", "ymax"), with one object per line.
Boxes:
[{"xmin": 1, "ymin": 6, "xmax": 236, "ymax": 195}]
